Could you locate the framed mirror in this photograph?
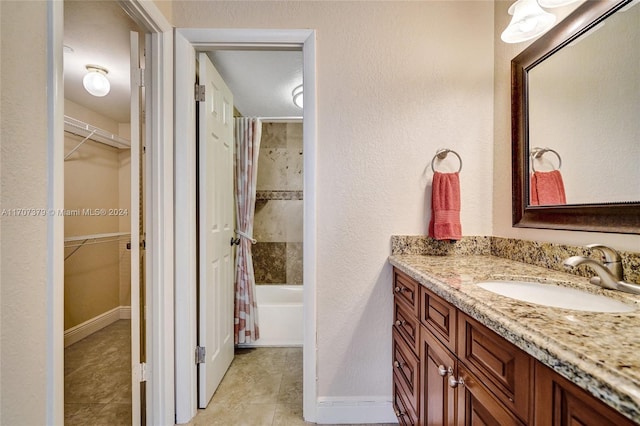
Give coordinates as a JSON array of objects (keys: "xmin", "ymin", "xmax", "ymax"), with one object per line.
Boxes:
[{"xmin": 511, "ymin": 0, "xmax": 640, "ymax": 234}]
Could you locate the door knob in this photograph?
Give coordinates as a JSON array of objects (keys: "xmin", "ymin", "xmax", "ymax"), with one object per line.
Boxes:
[{"xmin": 230, "ymin": 237, "xmax": 241, "ymax": 246}]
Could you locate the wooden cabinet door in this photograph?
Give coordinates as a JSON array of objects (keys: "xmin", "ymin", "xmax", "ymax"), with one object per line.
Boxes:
[
  {"xmin": 534, "ymin": 362, "xmax": 638, "ymax": 426},
  {"xmin": 420, "ymin": 324, "xmax": 457, "ymax": 426},
  {"xmin": 458, "ymin": 312, "xmax": 533, "ymax": 423},
  {"xmin": 457, "ymin": 364, "xmax": 526, "ymax": 426}
]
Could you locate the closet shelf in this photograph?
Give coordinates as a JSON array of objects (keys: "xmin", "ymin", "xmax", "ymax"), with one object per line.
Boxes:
[
  {"xmin": 64, "ymin": 231, "xmax": 131, "ymax": 243},
  {"xmin": 64, "ymin": 115, "xmax": 130, "ymax": 159},
  {"xmin": 64, "ymin": 232, "xmax": 131, "ymax": 260}
]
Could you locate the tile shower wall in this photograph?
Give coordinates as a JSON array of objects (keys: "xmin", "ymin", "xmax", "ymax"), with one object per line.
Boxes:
[{"xmin": 253, "ymin": 123, "xmax": 303, "ymax": 285}]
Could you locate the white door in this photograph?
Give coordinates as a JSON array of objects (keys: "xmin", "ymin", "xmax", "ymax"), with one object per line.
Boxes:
[
  {"xmin": 197, "ymin": 52, "xmax": 235, "ymax": 408},
  {"xmin": 130, "ymin": 30, "xmax": 143, "ymax": 425}
]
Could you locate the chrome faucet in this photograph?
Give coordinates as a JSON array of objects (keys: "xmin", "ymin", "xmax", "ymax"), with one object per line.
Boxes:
[{"xmin": 564, "ymin": 244, "xmax": 640, "ymax": 295}]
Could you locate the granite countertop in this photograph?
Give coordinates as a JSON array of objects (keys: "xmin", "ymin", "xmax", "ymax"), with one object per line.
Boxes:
[{"xmin": 389, "ymin": 253, "xmax": 640, "ymax": 423}]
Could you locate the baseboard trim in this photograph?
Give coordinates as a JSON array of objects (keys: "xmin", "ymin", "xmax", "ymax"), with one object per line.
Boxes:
[
  {"xmin": 315, "ymin": 397, "xmax": 398, "ymax": 424},
  {"xmin": 236, "ymin": 340, "xmax": 302, "ymax": 348},
  {"xmin": 64, "ymin": 306, "xmax": 131, "ymax": 347}
]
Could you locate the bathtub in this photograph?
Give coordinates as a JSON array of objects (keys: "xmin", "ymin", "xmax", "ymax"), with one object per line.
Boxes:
[{"xmin": 239, "ymin": 285, "xmax": 303, "ymax": 347}]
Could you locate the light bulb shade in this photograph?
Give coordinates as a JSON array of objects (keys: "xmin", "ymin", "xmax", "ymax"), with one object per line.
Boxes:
[
  {"xmin": 292, "ymin": 84, "xmax": 303, "ymax": 109},
  {"xmin": 83, "ymin": 66, "xmax": 110, "ymax": 97},
  {"xmin": 537, "ymin": 0, "xmax": 580, "ymax": 8},
  {"xmin": 502, "ymin": 0, "xmax": 557, "ymax": 43}
]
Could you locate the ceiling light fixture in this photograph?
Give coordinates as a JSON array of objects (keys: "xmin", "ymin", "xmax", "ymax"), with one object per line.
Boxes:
[
  {"xmin": 83, "ymin": 65, "xmax": 111, "ymax": 97},
  {"xmin": 292, "ymin": 84, "xmax": 303, "ymax": 109},
  {"xmin": 502, "ymin": 0, "xmax": 556, "ymax": 43}
]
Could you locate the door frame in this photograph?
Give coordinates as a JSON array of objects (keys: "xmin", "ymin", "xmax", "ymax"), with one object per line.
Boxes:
[
  {"xmin": 174, "ymin": 28, "xmax": 318, "ymax": 423},
  {"xmin": 47, "ymin": 1, "xmax": 174, "ymax": 424}
]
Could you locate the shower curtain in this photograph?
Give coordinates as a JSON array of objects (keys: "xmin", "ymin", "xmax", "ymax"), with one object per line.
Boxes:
[{"xmin": 234, "ymin": 117, "xmax": 262, "ymax": 344}]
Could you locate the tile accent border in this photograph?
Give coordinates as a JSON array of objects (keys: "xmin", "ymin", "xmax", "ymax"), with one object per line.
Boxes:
[
  {"xmin": 390, "ymin": 235, "xmax": 640, "ymax": 285},
  {"xmin": 256, "ymin": 190, "xmax": 303, "ymax": 201}
]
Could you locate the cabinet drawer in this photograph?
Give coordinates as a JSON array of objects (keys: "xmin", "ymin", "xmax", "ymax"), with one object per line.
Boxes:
[
  {"xmin": 393, "ymin": 329, "xmax": 420, "ymax": 414},
  {"xmin": 421, "ymin": 286, "xmax": 457, "ymax": 352},
  {"xmin": 534, "ymin": 361, "xmax": 638, "ymax": 426},
  {"xmin": 393, "ymin": 268, "xmax": 419, "ymax": 316},
  {"xmin": 394, "ymin": 298, "xmax": 420, "ymax": 355},
  {"xmin": 457, "ymin": 312, "xmax": 533, "ymax": 423},
  {"xmin": 393, "ymin": 380, "xmax": 418, "ymax": 426}
]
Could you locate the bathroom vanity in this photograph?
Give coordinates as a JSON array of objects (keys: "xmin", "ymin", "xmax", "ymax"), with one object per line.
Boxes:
[{"xmin": 389, "ymin": 252, "xmax": 640, "ymax": 425}]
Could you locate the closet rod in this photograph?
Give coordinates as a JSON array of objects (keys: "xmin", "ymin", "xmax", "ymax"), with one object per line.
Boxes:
[
  {"xmin": 64, "ymin": 231, "xmax": 131, "ymax": 243},
  {"xmin": 64, "ymin": 115, "xmax": 131, "ymax": 154},
  {"xmin": 64, "ymin": 232, "xmax": 131, "ymax": 261}
]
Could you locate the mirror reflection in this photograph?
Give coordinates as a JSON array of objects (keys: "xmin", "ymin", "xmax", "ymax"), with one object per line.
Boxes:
[{"xmin": 527, "ymin": 2, "xmax": 640, "ymax": 206}]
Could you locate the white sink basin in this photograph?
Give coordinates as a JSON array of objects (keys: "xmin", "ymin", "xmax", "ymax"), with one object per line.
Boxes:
[{"xmin": 476, "ymin": 280, "xmax": 635, "ymax": 313}]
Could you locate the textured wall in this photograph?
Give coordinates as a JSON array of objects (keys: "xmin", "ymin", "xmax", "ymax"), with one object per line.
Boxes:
[
  {"xmin": 173, "ymin": 0, "xmax": 495, "ymax": 400},
  {"xmin": 492, "ymin": 0, "xmax": 640, "ymax": 252},
  {"xmin": 0, "ymin": 2, "xmax": 49, "ymax": 424},
  {"xmin": 253, "ymin": 123, "xmax": 303, "ymax": 285}
]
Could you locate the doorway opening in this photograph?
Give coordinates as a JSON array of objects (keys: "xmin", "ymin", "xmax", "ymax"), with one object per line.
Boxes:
[
  {"xmin": 194, "ymin": 48, "xmax": 304, "ymax": 413},
  {"xmin": 207, "ymin": 49, "xmax": 305, "ymax": 349},
  {"xmin": 174, "ymin": 29, "xmax": 317, "ymax": 424},
  {"xmin": 62, "ymin": 1, "xmax": 146, "ymax": 424}
]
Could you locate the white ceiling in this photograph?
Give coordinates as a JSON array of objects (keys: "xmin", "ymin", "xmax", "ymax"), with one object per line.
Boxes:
[
  {"xmin": 208, "ymin": 50, "xmax": 303, "ymax": 118},
  {"xmin": 64, "ymin": 1, "xmax": 141, "ymax": 123},
  {"xmin": 64, "ymin": 1, "xmax": 303, "ymax": 124}
]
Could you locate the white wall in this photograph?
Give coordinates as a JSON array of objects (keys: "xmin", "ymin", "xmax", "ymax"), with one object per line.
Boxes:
[
  {"xmin": 492, "ymin": 0, "xmax": 640, "ymax": 252},
  {"xmin": 0, "ymin": 1, "xmax": 49, "ymax": 424},
  {"xmin": 172, "ymin": 0, "xmax": 495, "ymax": 402}
]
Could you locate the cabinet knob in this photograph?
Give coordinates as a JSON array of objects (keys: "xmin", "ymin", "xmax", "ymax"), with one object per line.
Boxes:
[
  {"xmin": 394, "ymin": 320, "xmax": 405, "ymax": 327},
  {"xmin": 394, "ymin": 360, "xmax": 402, "ymax": 368},
  {"xmin": 448, "ymin": 375, "xmax": 465, "ymax": 388},
  {"xmin": 394, "ymin": 286, "xmax": 402, "ymax": 293},
  {"xmin": 438, "ymin": 365, "xmax": 448, "ymax": 377},
  {"xmin": 395, "ymin": 409, "xmax": 405, "ymax": 417}
]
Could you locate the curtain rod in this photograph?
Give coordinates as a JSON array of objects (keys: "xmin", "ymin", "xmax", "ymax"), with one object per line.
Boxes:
[{"xmin": 250, "ymin": 116, "xmax": 303, "ymax": 123}]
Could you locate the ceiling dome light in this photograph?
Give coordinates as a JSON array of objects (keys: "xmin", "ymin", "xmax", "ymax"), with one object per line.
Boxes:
[
  {"xmin": 537, "ymin": 0, "xmax": 580, "ymax": 8},
  {"xmin": 83, "ymin": 65, "xmax": 110, "ymax": 97},
  {"xmin": 292, "ymin": 84, "xmax": 303, "ymax": 109}
]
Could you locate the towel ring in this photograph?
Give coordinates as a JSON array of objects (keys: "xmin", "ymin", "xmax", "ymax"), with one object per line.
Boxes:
[
  {"xmin": 431, "ymin": 149, "xmax": 462, "ymax": 173},
  {"xmin": 530, "ymin": 147, "xmax": 562, "ymax": 172}
]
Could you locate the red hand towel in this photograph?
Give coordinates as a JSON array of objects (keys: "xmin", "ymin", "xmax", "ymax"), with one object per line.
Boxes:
[
  {"xmin": 428, "ymin": 172, "xmax": 462, "ymax": 241},
  {"xmin": 530, "ymin": 170, "xmax": 566, "ymax": 205}
]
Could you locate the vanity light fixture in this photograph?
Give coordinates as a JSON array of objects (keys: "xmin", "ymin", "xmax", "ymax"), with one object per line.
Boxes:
[
  {"xmin": 292, "ymin": 84, "xmax": 303, "ymax": 109},
  {"xmin": 83, "ymin": 65, "xmax": 111, "ymax": 97},
  {"xmin": 502, "ymin": 0, "xmax": 557, "ymax": 43},
  {"xmin": 537, "ymin": 0, "xmax": 580, "ymax": 8}
]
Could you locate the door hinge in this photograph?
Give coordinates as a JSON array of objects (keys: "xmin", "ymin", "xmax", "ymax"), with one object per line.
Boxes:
[
  {"xmin": 196, "ymin": 346, "xmax": 206, "ymax": 364},
  {"xmin": 139, "ymin": 362, "xmax": 148, "ymax": 382},
  {"xmin": 138, "ymin": 68, "xmax": 145, "ymax": 87},
  {"xmin": 140, "ymin": 239, "xmax": 146, "ymax": 250},
  {"xmin": 195, "ymin": 84, "xmax": 205, "ymax": 102}
]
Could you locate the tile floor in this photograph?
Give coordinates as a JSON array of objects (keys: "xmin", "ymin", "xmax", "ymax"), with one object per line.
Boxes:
[
  {"xmin": 189, "ymin": 347, "xmax": 397, "ymax": 426},
  {"xmin": 64, "ymin": 319, "xmax": 132, "ymax": 425},
  {"xmin": 64, "ymin": 323, "xmax": 395, "ymax": 425}
]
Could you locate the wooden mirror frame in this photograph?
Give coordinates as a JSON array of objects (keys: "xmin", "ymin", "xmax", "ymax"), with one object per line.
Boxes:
[{"xmin": 511, "ymin": 0, "xmax": 640, "ymax": 234}]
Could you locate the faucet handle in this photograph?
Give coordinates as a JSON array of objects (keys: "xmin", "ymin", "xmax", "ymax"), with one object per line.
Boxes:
[{"xmin": 586, "ymin": 244, "xmax": 621, "ymax": 263}]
